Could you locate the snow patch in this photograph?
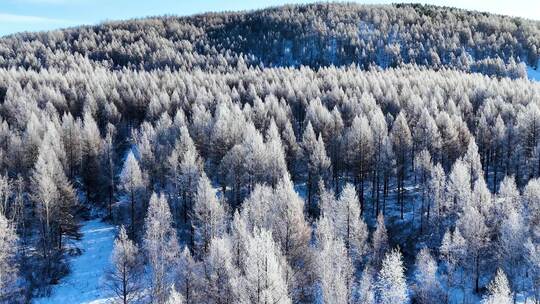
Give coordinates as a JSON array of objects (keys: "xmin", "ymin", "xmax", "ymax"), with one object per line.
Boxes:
[
  {"xmin": 527, "ymin": 66, "xmax": 540, "ymax": 82},
  {"xmin": 34, "ymin": 219, "xmax": 117, "ymax": 304}
]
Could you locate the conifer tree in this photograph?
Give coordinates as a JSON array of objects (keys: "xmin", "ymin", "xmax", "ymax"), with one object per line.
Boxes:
[
  {"xmin": 120, "ymin": 151, "xmax": 145, "ymax": 239},
  {"xmin": 144, "ymin": 193, "xmax": 180, "ymax": 304},
  {"xmin": 106, "ymin": 226, "xmax": 143, "ymax": 304},
  {"xmin": 376, "ymin": 248, "xmax": 408, "ymax": 304}
]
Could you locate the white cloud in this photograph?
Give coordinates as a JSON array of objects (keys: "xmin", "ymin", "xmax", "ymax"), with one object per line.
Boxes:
[{"xmin": 0, "ymin": 12, "xmax": 72, "ymax": 24}]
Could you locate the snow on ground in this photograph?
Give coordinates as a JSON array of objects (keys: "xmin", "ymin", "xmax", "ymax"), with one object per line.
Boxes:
[
  {"xmin": 34, "ymin": 219, "xmax": 117, "ymax": 304},
  {"xmin": 528, "ymin": 66, "xmax": 540, "ymax": 81}
]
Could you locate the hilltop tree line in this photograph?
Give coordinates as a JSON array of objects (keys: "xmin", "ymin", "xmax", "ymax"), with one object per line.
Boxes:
[
  {"xmin": 0, "ymin": 3, "xmax": 539, "ymax": 77},
  {"xmin": 0, "ymin": 60, "xmax": 538, "ymax": 303}
]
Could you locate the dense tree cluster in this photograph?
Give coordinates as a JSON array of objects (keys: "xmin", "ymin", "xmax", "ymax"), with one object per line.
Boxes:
[
  {"xmin": 0, "ymin": 3, "xmax": 539, "ymax": 77},
  {"xmin": 0, "ymin": 3, "xmax": 540, "ymax": 303}
]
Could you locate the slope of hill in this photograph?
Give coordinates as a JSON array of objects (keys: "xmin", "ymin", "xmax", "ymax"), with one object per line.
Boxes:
[
  {"xmin": 0, "ymin": 3, "xmax": 539, "ymax": 77},
  {"xmin": 2, "ymin": 3, "xmax": 540, "ymax": 304}
]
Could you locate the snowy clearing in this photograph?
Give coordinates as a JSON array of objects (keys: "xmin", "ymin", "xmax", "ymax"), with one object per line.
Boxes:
[{"xmin": 33, "ymin": 219, "xmax": 116, "ymax": 304}]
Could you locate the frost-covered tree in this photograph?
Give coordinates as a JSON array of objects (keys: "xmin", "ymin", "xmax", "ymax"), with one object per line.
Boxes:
[
  {"xmin": 241, "ymin": 228, "xmax": 291, "ymax": 304},
  {"xmin": 144, "ymin": 193, "xmax": 180, "ymax": 304},
  {"xmin": 315, "ymin": 216, "xmax": 353, "ymax": 304},
  {"xmin": 302, "ymin": 122, "xmax": 330, "ymax": 210},
  {"xmin": 372, "ymin": 213, "xmax": 389, "ymax": 268},
  {"xmin": 106, "ymin": 226, "xmax": 143, "ymax": 304},
  {"xmin": 414, "ymin": 149, "xmax": 432, "ymax": 233},
  {"xmin": 482, "ymin": 269, "xmax": 512, "ymax": 304},
  {"xmin": 462, "ymin": 139, "xmax": 484, "ymax": 189},
  {"xmin": 0, "ymin": 211, "xmax": 18, "ymax": 301},
  {"xmin": 345, "ymin": 115, "xmax": 373, "ymax": 212},
  {"xmin": 446, "ymin": 158, "xmax": 471, "ymax": 213},
  {"xmin": 192, "ymin": 174, "xmax": 226, "ymax": 255},
  {"xmin": 177, "ymin": 247, "xmax": 200, "ymax": 304},
  {"xmin": 335, "ymin": 183, "xmax": 368, "ymax": 262},
  {"xmin": 102, "ymin": 124, "xmax": 117, "ymax": 219},
  {"xmin": 119, "ymin": 151, "xmax": 145, "ymax": 239},
  {"xmin": 357, "ymin": 267, "xmax": 376, "ymax": 304},
  {"xmin": 428, "ymin": 162, "xmax": 446, "ymax": 226},
  {"xmin": 497, "ymin": 208, "xmax": 527, "ymax": 290},
  {"xmin": 391, "ymin": 113, "xmax": 412, "ymax": 219},
  {"xmin": 81, "ymin": 111, "xmax": 103, "ymax": 202},
  {"xmin": 458, "ymin": 205, "xmax": 489, "ymax": 292},
  {"xmin": 167, "ymin": 126, "xmax": 201, "ymax": 224},
  {"xmin": 376, "ymin": 248, "xmax": 408, "ymax": 304},
  {"xmin": 202, "ymin": 237, "xmax": 240, "ymax": 303},
  {"xmin": 265, "ymin": 119, "xmax": 288, "ymax": 187},
  {"xmin": 31, "ymin": 132, "xmax": 78, "ymax": 280},
  {"xmin": 370, "ymin": 108, "xmax": 389, "ymax": 215},
  {"xmin": 413, "ymin": 248, "xmax": 442, "ymax": 304},
  {"xmin": 166, "ymin": 285, "xmax": 184, "ymax": 304}
]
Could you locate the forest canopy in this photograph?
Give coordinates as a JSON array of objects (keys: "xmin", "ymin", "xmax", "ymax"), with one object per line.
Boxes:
[{"xmin": 1, "ymin": 2, "xmax": 540, "ymax": 304}]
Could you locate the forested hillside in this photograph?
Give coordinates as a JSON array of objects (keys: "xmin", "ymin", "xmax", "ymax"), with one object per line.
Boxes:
[{"xmin": 0, "ymin": 3, "xmax": 540, "ymax": 304}]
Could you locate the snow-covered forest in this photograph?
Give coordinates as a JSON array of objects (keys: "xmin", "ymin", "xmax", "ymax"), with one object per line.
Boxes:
[{"xmin": 1, "ymin": 2, "xmax": 540, "ymax": 303}]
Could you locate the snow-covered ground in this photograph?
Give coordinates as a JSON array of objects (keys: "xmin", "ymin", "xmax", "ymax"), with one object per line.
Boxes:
[
  {"xmin": 34, "ymin": 219, "xmax": 117, "ymax": 304},
  {"xmin": 528, "ymin": 66, "xmax": 540, "ymax": 81}
]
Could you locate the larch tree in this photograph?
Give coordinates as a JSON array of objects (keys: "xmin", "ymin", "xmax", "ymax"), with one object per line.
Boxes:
[
  {"xmin": 458, "ymin": 205, "xmax": 489, "ymax": 292},
  {"xmin": 376, "ymin": 248, "xmax": 408, "ymax": 304},
  {"xmin": 446, "ymin": 158, "xmax": 471, "ymax": 213},
  {"xmin": 202, "ymin": 236, "xmax": 240, "ymax": 303},
  {"xmin": 302, "ymin": 121, "xmax": 331, "ymax": 211},
  {"xmin": 143, "ymin": 193, "xmax": 181, "ymax": 304},
  {"xmin": 81, "ymin": 111, "xmax": 103, "ymax": 203},
  {"xmin": 192, "ymin": 173, "xmax": 226, "ymax": 255},
  {"xmin": 60, "ymin": 113, "xmax": 82, "ymax": 180},
  {"xmin": 166, "ymin": 285, "xmax": 185, "ymax": 304},
  {"xmin": 518, "ymin": 103, "xmax": 540, "ymax": 177},
  {"xmin": 31, "ymin": 131, "xmax": 78, "ymax": 280},
  {"xmin": 119, "ymin": 151, "xmax": 145, "ymax": 239},
  {"xmin": 271, "ymin": 175, "xmax": 312, "ymax": 302},
  {"xmin": 241, "ymin": 228, "xmax": 292, "ymax": 304},
  {"xmin": 315, "ymin": 216, "xmax": 353, "ymax": 304},
  {"xmin": 482, "ymin": 269, "xmax": 512, "ymax": 304},
  {"xmin": 177, "ymin": 247, "xmax": 200, "ymax": 304},
  {"xmin": 413, "ymin": 248, "xmax": 442, "ymax": 304},
  {"xmin": 345, "ymin": 115, "xmax": 373, "ymax": 214},
  {"xmin": 391, "ymin": 112, "xmax": 412, "ymax": 219},
  {"xmin": 413, "ymin": 107, "xmax": 440, "ymax": 159},
  {"xmin": 357, "ymin": 267, "xmax": 376, "ymax": 304},
  {"xmin": 428, "ymin": 162, "xmax": 446, "ymax": 229},
  {"xmin": 370, "ymin": 108, "xmax": 389, "ymax": 216},
  {"xmin": 372, "ymin": 212, "xmax": 389, "ymax": 268},
  {"xmin": 414, "ymin": 149, "xmax": 432, "ymax": 233},
  {"xmin": 265, "ymin": 119, "xmax": 288, "ymax": 187},
  {"xmin": 335, "ymin": 183, "xmax": 369, "ymax": 263},
  {"xmin": 0, "ymin": 211, "xmax": 18, "ymax": 301},
  {"xmin": 329, "ymin": 107, "xmax": 344, "ymax": 193},
  {"xmin": 497, "ymin": 208, "xmax": 527, "ymax": 290},
  {"xmin": 102, "ymin": 124, "xmax": 117, "ymax": 219},
  {"xmin": 462, "ymin": 139, "xmax": 484, "ymax": 189},
  {"xmin": 106, "ymin": 225, "xmax": 143, "ymax": 304},
  {"xmin": 167, "ymin": 126, "xmax": 201, "ymax": 224}
]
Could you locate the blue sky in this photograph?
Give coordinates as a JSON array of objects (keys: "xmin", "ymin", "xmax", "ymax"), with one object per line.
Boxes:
[{"xmin": 1, "ymin": 0, "xmax": 539, "ymax": 37}]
